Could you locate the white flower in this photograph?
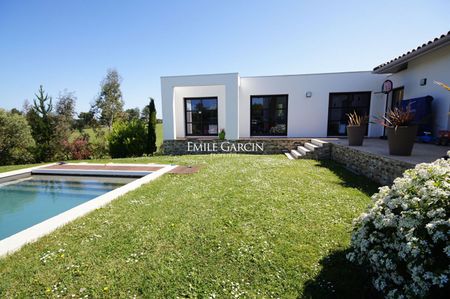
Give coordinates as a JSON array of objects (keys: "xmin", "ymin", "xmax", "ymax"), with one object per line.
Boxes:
[{"xmin": 347, "ymin": 156, "xmax": 450, "ymax": 298}]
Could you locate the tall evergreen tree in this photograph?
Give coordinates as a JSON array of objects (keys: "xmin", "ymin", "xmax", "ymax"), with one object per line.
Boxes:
[
  {"xmin": 92, "ymin": 69, "xmax": 124, "ymax": 129},
  {"xmin": 28, "ymin": 85, "xmax": 56, "ymax": 161},
  {"xmin": 146, "ymin": 98, "xmax": 157, "ymax": 154}
]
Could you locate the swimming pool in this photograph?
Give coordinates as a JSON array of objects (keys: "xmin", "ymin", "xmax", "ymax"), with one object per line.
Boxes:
[
  {"xmin": 0, "ymin": 163, "xmax": 177, "ymax": 257},
  {"xmin": 0, "ymin": 175, "xmax": 135, "ymax": 240}
]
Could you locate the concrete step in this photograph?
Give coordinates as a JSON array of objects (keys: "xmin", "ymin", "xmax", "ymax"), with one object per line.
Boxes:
[
  {"xmin": 290, "ymin": 149, "xmax": 303, "ymax": 159},
  {"xmin": 311, "ymin": 139, "xmax": 329, "ymax": 147},
  {"xmin": 284, "ymin": 152, "xmax": 294, "ymax": 160},
  {"xmin": 304, "ymin": 142, "xmax": 319, "ymax": 151},
  {"xmin": 297, "ymin": 146, "xmax": 311, "ymax": 155}
]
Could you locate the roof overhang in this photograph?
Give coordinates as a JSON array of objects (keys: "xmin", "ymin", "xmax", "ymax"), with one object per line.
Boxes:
[{"xmin": 373, "ymin": 32, "xmax": 450, "ymax": 74}]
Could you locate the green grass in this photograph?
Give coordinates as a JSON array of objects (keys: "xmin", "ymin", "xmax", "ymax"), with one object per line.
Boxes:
[
  {"xmin": 0, "ymin": 155, "xmax": 380, "ymax": 298},
  {"xmin": 156, "ymin": 123, "xmax": 163, "ymax": 149},
  {"xmin": 0, "ymin": 163, "xmax": 43, "ymax": 173}
]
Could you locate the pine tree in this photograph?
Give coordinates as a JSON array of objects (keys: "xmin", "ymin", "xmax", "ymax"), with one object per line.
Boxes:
[
  {"xmin": 146, "ymin": 98, "xmax": 157, "ymax": 154},
  {"xmin": 28, "ymin": 85, "xmax": 56, "ymax": 161}
]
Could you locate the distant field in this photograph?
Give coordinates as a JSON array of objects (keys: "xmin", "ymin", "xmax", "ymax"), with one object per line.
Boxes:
[
  {"xmin": 155, "ymin": 123, "xmax": 163, "ymax": 149},
  {"xmin": 69, "ymin": 128, "xmax": 105, "ymax": 142}
]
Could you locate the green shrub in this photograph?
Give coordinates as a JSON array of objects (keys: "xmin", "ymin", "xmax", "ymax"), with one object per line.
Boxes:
[
  {"xmin": 0, "ymin": 109, "xmax": 35, "ymax": 165},
  {"xmin": 108, "ymin": 120, "xmax": 147, "ymax": 158},
  {"xmin": 90, "ymin": 128, "xmax": 109, "ymax": 159}
]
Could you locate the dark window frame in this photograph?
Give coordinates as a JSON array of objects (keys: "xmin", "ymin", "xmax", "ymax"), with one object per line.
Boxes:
[
  {"xmin": 250, "ymin": 94, "xmax": 288, "ymax": 136},
  {"xmin": 184, "ymin": 97, "xmax": 218, "ymax": 136},
  {"xmin": 391, "ymin": 86, "xmax": 404, "ymax": 109},
  {"xmin": 327, "ymin": 91, "xmax": 371, "ymax": 136}
]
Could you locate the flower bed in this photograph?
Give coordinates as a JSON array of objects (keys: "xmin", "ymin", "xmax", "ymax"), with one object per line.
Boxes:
[{"xmin": 347, "ymin": 153, "xmax": 450, "ymax": 298}]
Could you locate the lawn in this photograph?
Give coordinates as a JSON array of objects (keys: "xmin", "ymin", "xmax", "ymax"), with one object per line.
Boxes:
[
  {"xmin": 0, "ymin": 155, "xmax": 380, "ymax": 298},
  {"xmin": 0, "ymin": 164, "xmax": 44, "ymax": 174}
]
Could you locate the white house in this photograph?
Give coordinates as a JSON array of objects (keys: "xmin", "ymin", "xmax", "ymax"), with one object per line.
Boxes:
[
  {"xmin": 373, "ymin": 34, "xmax": 450, "ymax": 134},
  {"xmin": 161, "ymin": 32, "xmax": 450, "ymax": 142}
]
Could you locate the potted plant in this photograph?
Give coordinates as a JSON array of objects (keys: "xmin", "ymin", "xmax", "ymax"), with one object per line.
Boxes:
[
  {"xmin": 374, "ymin": 106, "xmax": 417, "ymax": 156},
  {"xmin": 346, "ymin": 111, "xmax": 368, "ymax": 146},
  {"xmin": 218, "ymin": 129, "xmax": 226, "ymax": 140}
]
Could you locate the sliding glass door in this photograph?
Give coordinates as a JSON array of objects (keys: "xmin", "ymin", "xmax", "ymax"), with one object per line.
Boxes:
[
  {"xmin": 185, "ymin": 97, "xmax": 218, "ymax": 136},
  {"xmin": 251, "ymin": 95, "xmax": 288, "ymax": 136},
  {"xmin": 327, "ymin": 92, "xmax": 371, "ymax": 136}
]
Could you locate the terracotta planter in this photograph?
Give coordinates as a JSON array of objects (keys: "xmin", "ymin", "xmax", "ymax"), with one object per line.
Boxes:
[
  {"xmin": 386, "ymin": 125, "xmax": 418, "ymax": 156},
  {"xmin": 347, "ymin": 125, "xmax": 365, "ymax": 146}
]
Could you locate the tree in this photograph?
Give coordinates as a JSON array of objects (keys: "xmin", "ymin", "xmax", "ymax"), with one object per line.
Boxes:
[
  {"xmin": 56, "ymin": 90, "xmax": 76, "ymax": 123},
  {"xmin": 125, "ymin": 107, "xmax": 140, "ymax": 122},
  {"xmin": 140, "ymin": 105, "xmax": 150, "ymax": 122},
  {"xmin": 76, "ymin": 111, "xmax": 97, "ymax": 131},
  {"xmin": 92, "ymin": 69, "xmax": 124, "ymax": 129},
  {"xmin": 54, "ymin": 91, "xmax": 77, "ymax": 158},
  {"xmin": 146, "ymin": 98, "xmax": 157, "ymax": 154},
  {"xmin": 22, "ymin": 99, "xmax": 32, "ymax": 114},
  {"xmin": 10, "ymin": 108, "xmax": 22, "ymax": 115},
  {"xmin": 0, "ymin": 109, "xmax": 35, "ymax": 165},
  {"xmin": 27, "ymin": 85, "xmax": 56, "ymax": 161}
]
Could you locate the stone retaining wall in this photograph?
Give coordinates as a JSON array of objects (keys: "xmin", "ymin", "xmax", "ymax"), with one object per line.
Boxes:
[
  {"xmin": 330, "ymin": 143, "xmax": 414, "ymax": 186},
  {"xmin": 162, "ymin": 139, "xmax": 310, "ymax": 155},
  {"xmin": 162, "ymin": 138, "xmax": 415, "ymax": 186}
]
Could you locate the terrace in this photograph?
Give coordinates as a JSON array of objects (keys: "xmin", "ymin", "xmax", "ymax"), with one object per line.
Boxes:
[{"xmin": 330, "ymin": 138, "xmax": 449, "ymax": 165}]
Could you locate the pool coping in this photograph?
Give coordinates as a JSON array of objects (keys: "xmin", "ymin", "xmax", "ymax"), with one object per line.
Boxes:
[
  {"xmin": 0, "ymin": 163, "xmax": 58, "ymax": 182},
  {"xmin": 0, "ymin": 163, "xmax": 177, "ymax": 257},
  {"xmin": 32, "ymin": 162, "xmax": 169, "ymax": 177}
]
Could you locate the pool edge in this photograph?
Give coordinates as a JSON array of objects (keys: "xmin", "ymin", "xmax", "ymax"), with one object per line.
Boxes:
[{"xmin": 0, "ymin": 164, "xmax": 177, "ymax": 258}]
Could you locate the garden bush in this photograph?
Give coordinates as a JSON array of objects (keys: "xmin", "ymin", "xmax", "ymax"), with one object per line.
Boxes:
[
  {"xmin": 62, "ymin": 135, "xmax": 92, "ymax": 160},
  {"xmin": 347, "ymin": 154, "xmax": 450, "ymax": 298},
  {"xmin": 0, "ymin": 109, "xmax": 35, "ymax": 165},
  {"xmin": 108, "ymin": 119, "xmax": 147, "ymax": 158},
  {"xmin": 88, "ymin": 128, "xmax": 110, "ymax": 159}
]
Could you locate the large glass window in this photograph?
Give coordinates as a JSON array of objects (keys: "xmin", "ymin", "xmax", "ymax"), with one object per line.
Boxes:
[
  {"xmin": 251, "ymin": 95, "xmax": 288, "ymax": 136},
  {"xmin": 391, "ymin": 87, "xmax": 404, "ymax": 109},
  {"xmin": 327, "ymin": 92, "xmax": 371, "ymax": 136},
  {"xmin": 185, "ymin": 97, "xmax": 218, "ymax": 136}
]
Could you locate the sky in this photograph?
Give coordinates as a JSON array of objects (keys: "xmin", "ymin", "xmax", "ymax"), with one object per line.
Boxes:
[{"xmin": 0, "ymin": 0, "xmax": 449, "ymax": 117}]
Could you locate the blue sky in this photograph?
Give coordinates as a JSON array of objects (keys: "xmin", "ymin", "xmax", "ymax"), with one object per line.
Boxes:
[{"xmin": 0, "ymin": 0, "xmax": 449, "ymax": 117}]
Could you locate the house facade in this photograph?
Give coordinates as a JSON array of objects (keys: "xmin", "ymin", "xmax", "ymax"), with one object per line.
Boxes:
[
  {"xmin": 373, "ymin": 36, "xmax": 450, "ymax": 133},
  {"xmin": 161, "ymin": 32, "xmax": 450, "ymax": 149}
]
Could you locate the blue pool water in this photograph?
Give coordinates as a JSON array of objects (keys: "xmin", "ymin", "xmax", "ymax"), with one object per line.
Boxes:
[{"xmin": 0, "ymin": 175, "xmax": 134, "ymax": 240}]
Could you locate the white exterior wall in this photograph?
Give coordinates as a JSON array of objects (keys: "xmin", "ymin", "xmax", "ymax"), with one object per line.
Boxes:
[
  {"xmin": 161, "ymin": 71, "xmax": 388, "ymax": 140},
  {"xmin": 387, "ymin": 46, "xmax": 450, "ymax": 133},
  {"xmin": 239, "ymin": 72, "xmax": 387, "ymax": 138},
  {"xmin": 161, "ymin": 73, "xmax": 239, "ymax": 140},
  {"xmin": 173, "ymin": 86, "xmax": 226, "ymax": 138}
]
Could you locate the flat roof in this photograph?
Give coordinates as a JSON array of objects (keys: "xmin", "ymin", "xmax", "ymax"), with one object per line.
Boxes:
[
  {"xmin": 160, "ymin": 72, "xmax": 239, "ymax": 79},
  {"xmin": 161, "ymin": 70, "xmax": 374, "ymax": 80},
  {"xmin": 241, "ymin": 70, "xmax": 373, "ymax": 78}
]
